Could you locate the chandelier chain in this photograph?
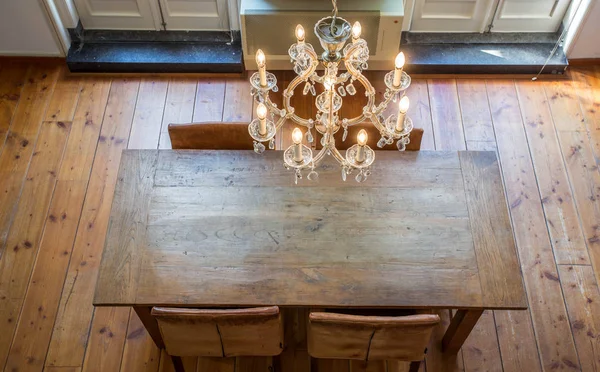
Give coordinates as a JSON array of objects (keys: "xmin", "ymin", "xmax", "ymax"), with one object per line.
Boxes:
[{"xmin": 330, "ymin": 0, "xmax": 338, "ymax": 36}]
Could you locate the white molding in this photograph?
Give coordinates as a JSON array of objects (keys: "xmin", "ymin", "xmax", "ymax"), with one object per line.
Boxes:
[
  {"xmin": 228, "ymin": 0, "xmax": 240, "ymax": 30},
  {"xmin": 39, "ymin": 0, "xmax": 71, "ymax": 56},
  {"xmin": 402, "ymin": 0, "xmax": 414, "ymax": 31},
  {"xmin": 563, "ymin": 0, "xmax": 593, "ymax": 55},
  {"xmin": 0, "ymin": 50, "xmax": 63, "ymax": 57},
  {"xmin": 148, "ymin": 0, "xmax": 165, "ymax": 30},
  {"xmin": 54, "ymin": 0, "xmax": 79, "ymax": 28}
]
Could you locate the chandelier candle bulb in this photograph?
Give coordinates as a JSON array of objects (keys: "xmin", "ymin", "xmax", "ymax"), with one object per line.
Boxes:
[
  {"xmin": 393, "ymin": 52, "xmax": 405, "ymax": 87},
  {"xmin": 396, "ymin": 96, "xmax": 410, "ymax": 132},
  {"xmin": 352, "ymin": 21, "xmax": 361, "ymax": 42},
  {"xmin": 355, "ymin": 129, "xmax": 368, "ymax": 163},
  {"xmin": 256, "ymin": 49, "xmax": 267, "ymax": 87},
  {"xmin": 292, "ymin": 128, "xmax": 304, "ymax": 163},
  {"xmin": 256, "ymin": 102, "xmax": 268, "ymax": 135},
  {"xmin": 295, "ymin": 24, "xmax": 305, "ymax": 43}
]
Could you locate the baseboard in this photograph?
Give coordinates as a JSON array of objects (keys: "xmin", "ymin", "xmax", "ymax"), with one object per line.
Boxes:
[
  {"xmin": 568, "ymin": 58, "xmax": 600, "ymax": 66},
  {"xmin": 0, "ymin": 56, "xmax": 66, "ymax": 62}
]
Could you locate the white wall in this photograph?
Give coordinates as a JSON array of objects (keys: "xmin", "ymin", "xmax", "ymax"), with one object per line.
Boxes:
[
  {"xmin": 569, "ymin": 0, "xmax": 600, "ymax": 59},
  {"xmin": 0, "ymin": 0, "xmax": 62, "ymax": 56}
]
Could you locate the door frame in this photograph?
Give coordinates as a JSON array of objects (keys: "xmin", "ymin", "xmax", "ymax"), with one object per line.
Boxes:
[
  {"xmin": 39, "ymin": 0, "xmax": 73, "ymax": 55},
  {"xmin": 403, "ymin": 0, "xmax": 591, "ymax": 34},
  {"xmin": 46, "ymin": 0, "xmax": 241, "ymax": 32},
  {"xmin": 405, "ymin": 0, "xmax": 499, "ymax": 32}
]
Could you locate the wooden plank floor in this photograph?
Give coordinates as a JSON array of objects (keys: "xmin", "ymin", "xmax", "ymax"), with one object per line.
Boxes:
[{"xmin": 0, "ymin": 61, "xmax": 599, "ymax": 372}]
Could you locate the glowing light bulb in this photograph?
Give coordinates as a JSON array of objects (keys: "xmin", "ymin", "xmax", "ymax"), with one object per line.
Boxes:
[
  {"xmin": 396, "ymin": 96, "xmax": 410, "ymax": 132},
  {"xmin": 292, "ymin": 128, "xmax": 303, "ymax": 144},
  {"xmin": 399, "ymin": 96, "xmax": 410, "ymax": 113},
  {"xmin": 357, "ymin": 129, "xmax": 368, "ymax": 146},
  {"xmin": 295, "ymin": 24, "xmax": 305, "ymax": 42},
  {"xmin": 256, "ymin": 103, "xmax": 267, "ymax": 119},
  {"xmin": 395, "ymin": 52, "xmax": 405, "ymax": 69},
  {"xmin": 352, "ymin": 21, "xmax": 362, "ymax": 40},
  {"xmin": 255, "ymin": 49, "xmax": 266, "ymax": 67}
]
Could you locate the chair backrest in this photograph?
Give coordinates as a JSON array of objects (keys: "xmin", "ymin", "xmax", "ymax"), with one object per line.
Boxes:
[
  {"xmin": 168, "ymin": 122, "xmax": 254, "ymax": 150},
  {"xmin": 307, "ymin": 312, "xmax": 440, "ymax": 361},
  {"xmin": 316, "ymin": 126, "xmax": 424, "ymax": 151},
  {"xmin": 151, "ymin": 306, "xmax": 284, "ymax": 357}
]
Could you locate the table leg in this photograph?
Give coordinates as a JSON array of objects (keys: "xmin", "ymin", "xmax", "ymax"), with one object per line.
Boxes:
[
  {"xmin": 441, "ymin": 309, "xmax": 483, "ymax": 354},
  {"xmin": 134, "ymin": 306, "xmax": 165, "ymax": 349}
]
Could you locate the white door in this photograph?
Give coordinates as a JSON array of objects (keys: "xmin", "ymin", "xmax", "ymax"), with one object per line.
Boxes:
[
  {"xmin": 159, "ymin": 0, "xmax": 230, "ymax": 30},
  {"xmin": 409, "ymin": 0, "xmax": 497, "ymax": 32},
  {"xmin": 74, "ymin": 0, "xmax": 160, "ymax": 29},
  {"xmin": 490, "ymin": 0, "xmax": 572, "ymax": 32}
]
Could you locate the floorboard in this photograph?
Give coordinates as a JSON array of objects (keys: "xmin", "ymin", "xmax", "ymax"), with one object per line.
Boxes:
[
  {"xmin": 427, "ymin": 79, "xmax": 465, "ymax": 151},
  {"xmin": 487, "ymin": 79, "xmax": 579, "ymax": 370},
  {"xmin": 515, "ymin": 80, "xmax": 589, "ymax": 265},
  {"xmin": 0, "ymin": 64, "xmax": 60, "ymax": 257},
  {"xmin": 45, "ymin": 79, "xmax": 140, "ymax": 368},
  {"xmin": 193, "ymin": 79, "xmax": 225, "ymax": 122},
  {"xmin": 128, "ymin": 78, "xmax": 169, "ymax": 150},
  {"xmin": 2, "ymin": 61, "xmax": 600, "ymax": 372},
  {"xmin": 0, "ymin": 119, "xmax": 71, "ymax": 368},
  {"xmin": 4, "ymin": 78, "xmax": 110, "ymax": 372},
  {"xmin": 0, "ymin": 63, "xmax": 29, "ymax": 154},
  {"xmin": 558, "ymin": 265, "xmax": 600, "ymax": 370},
  {"xmin": 158, "ymin": 78, "xmax": 196, "ymax": 149},
  {"xmin": 119, "ymin": 310, "xmax": 161, "ymax": 372}
]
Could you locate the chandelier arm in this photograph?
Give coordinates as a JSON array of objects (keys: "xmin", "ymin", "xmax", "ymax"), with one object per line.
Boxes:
[
  {"xmin": 328, "ymin": 143, "xmax": 347, "ymax": 165},
  {"xmin": 283, "ymin": 45, "xmax": 319, "ymax": 126},
  {"xmin": 263, "ymin": 95, "xmax": 286, "ymax": 118},
  {"xmin": 273, "ymin": 115, "xmax": 288, "ymax": 132},
  {"xmin": 338, "ymin": 47, "xmax": 377, "ymax": 127},
  {"xmin": 369, "ymin": 109, "xmax": 389, "ymax": 134},
  {"xmin": 312, "ymin": 145, "xmax": 330, "ymax": 166},
  {"xmin": 372, "ymin": 91, "xmax": 398, "ymax": 116},
  {"xmin": 284, "ymin": 73, "xmax": 317, "ymax": 126}
]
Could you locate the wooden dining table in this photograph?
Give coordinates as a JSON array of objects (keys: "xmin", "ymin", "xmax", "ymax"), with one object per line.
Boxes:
[{"xmin": 93, "ymin": 149, "xmax": 527, "ymax": 355}]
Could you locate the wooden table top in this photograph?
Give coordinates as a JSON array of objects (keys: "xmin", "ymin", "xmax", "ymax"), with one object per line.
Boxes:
[{"xmin": 93, "ymin": 150, "xmax": 527, "ymax": 310}]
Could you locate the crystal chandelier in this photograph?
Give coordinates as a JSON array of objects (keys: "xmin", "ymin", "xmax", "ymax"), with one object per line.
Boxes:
[{"xmin": 248, "ymin": 0, "xmax": 412, "ymax": 183}]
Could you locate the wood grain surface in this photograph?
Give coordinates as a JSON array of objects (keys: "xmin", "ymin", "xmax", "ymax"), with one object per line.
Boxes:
[
  {"xmin": 94, "ymin": 150, "xmax": 525, "ymax": 310},
  {"xmin": 1, "ymin": 62, "xmax": 599, "ymax": 372}
]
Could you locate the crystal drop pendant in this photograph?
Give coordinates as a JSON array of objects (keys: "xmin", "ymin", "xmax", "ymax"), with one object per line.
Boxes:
[
  {"xmin": 341, "ymin": 168, "xmax": 347, "ymax": 181},
  {"xmin": 272, "ymin": 85, "xmax": 278, "ymax": 92},
  {"xmin": 269, "ymin": 139, "xmax": 275, "ymax": 149},
  {"xmin": 392, "ymin": 93, "xmax": 398, "ymax": 103},
  {"xmin": 338, "ymin": 86, "xmax": 346, "ymax": 97},
  {"xmin": 342, "ymin": 127, "xmax": 348, "ymax": 142},
  {"xmin": 307, "ymin": 170, "xmax": 319, "ymax": 181},
  {"xmin": 346, "ymin": 83, "xmax": 356, "ymax": 96},
  {"xmin": 253, "ymin": 141, "xmax": 265, "ymax": 154},
  {"xmin": 303, "ymin": 82, "xmax": 311, "ymax": 95},
  {"xmin": 377, "ymin": 137, "xmax": 386, "ymax": 148},
  {"xmin": 355, "ymin": 171, "xmax": 364, "ymax": 183},
  {"xmin": 310, "ymin": 85, "xmax": 316, "ymax": 96},
  {"xmin": 306, "ymin": 130, "xmax": 314, "ymax": 143},
  {"xmin": 397, "ymin": 140, "xmax": 406, "ymax": 151},
  {"xmin": 294, "ymin": 169, "xmax": 302, "ymax": 185}
]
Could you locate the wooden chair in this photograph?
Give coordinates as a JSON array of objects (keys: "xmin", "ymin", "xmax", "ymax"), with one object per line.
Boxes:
[
  {"xmin": 168, "ymin": 122, "xmax": 254, "ymax": 150},
  {"xmin": 151, "ymin": 306, "xmax": 284, "ymax": 372},
  {"xmin": 315, "ymin": 126, "xmax": 424, "ymax": 151},
  {"xmin": 307, "ymin": 311, "xmax": 440, "ymax": 372}
]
